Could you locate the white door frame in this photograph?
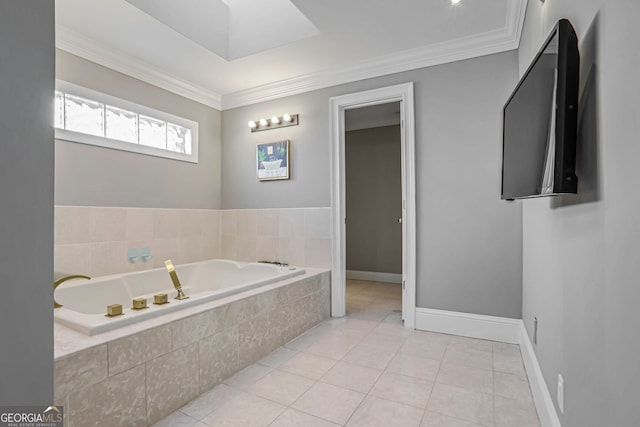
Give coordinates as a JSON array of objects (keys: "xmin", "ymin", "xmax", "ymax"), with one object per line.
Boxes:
[{"xmin": 330, "ymin": 82, "xmax": 416, "ymax": 329}]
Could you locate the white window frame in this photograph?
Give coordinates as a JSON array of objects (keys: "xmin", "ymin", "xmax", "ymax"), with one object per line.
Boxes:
[{"xmin": 55, "ymin": 80, "xmax": 199, "ymax": 163}]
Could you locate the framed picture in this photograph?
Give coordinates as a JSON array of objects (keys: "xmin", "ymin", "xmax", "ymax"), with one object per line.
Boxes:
[{"xmin": 257, "ymin": 140, "xmax": 290, "ymax": 181}]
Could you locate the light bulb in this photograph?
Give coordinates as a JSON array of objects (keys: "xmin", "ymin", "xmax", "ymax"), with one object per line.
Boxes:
[
  {"xmin": 451, "ymin": 0, "xmax": 461, "ymax": 4},
  {"xmin": 259, "ymin": 118, "xmax": 269, "ymax": 127},
  {"xmin": 248, "ymin": 120, "xmax": 257, "ymax": 129},
  {"xmin": 271, "ymin": 116, "xmax": 280, "ymax": 125},
  {"xmin": 282, "ymin": 114, "xmax": 292, "ymax": 122}
]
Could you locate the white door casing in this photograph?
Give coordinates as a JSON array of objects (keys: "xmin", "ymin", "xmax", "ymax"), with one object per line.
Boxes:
[{"xmin": 330, "ymin": 82, "xmax": 416, "ymax": 329}]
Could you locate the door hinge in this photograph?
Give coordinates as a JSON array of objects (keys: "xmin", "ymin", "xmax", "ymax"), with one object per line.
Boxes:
[{"xmin": 402, "ymin": 280, "xmax": 406, "ymax": 290}]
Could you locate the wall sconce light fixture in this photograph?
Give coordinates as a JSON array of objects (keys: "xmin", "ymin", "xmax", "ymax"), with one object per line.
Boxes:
[{"xmin": 248, "ymin": 113, "xmax": 298, "ymax": 133}]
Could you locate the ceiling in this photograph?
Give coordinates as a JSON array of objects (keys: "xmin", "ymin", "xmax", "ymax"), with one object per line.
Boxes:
[
  {"xmin": 345, "ymin": 102, "xmax": 401, "ymax": 132},
  {"xmin": 55, "ymin": 0, "xmax": 527, "ymax": 110}
]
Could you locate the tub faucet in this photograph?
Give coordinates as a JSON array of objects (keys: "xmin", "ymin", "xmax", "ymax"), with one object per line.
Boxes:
[
  {"xmin": 164, "ymin": 260, "xmax": 189, "ymax": 300},
  {"xmin": 53, "ymin": 273, "xmax": 91, "ymax": 308}
]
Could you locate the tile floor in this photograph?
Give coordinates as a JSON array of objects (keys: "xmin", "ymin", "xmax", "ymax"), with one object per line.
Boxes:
[{"xmin": 153, "ymin": 280, "xmax": 540, "ymax": 427}]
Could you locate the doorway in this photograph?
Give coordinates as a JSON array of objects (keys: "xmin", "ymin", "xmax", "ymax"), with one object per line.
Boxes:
[
  {"xmin": 330, "ymin": 83, "xmax": 416, "ymax": 329},
  {"xmin": 344, "ymin": 103, "xmax": 403, "ymax": 319}
]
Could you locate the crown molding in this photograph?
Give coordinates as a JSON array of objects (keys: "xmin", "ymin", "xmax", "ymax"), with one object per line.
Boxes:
[
  {"xmin": 507, "ymin": 0, "xmax": 529, "ymax": 48},
  {"xmin": 56, "ymin": 26, "xmax": 222, "ymax": 110},
  {"xmin": 222, "ymin": 29, "xmax": 515, "ymax": 109},
  {"xmin": 55, "ymin": 0, "xmax": 527, "ymax": 111},
  {"xmin": 222, "ymin": 0, "xmax": 528, "ymax": 109}
]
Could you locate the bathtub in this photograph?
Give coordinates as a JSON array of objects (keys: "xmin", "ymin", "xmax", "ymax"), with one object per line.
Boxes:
[{"xmin": 54, "ymin": 259, "xmax": 305, "ymax": 335}]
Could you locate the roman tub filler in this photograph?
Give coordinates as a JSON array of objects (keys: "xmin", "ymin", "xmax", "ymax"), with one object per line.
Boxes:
[{"xmin": 53, "ymin": 259, "xmax": 330, "ymax": 426}]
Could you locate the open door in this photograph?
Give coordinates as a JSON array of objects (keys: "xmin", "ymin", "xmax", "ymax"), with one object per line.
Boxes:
[{"xmin": 330, "ymin": 83, "xmax": 416, "ymax": 329}]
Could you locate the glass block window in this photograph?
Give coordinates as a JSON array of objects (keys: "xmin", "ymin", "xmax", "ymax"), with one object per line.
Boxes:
[
  {"xmin": 54, "ymin": 81, "xmax": 198, "ymax": 163},
  {"xmin": 105, "ymin": 105, "xmax": 138, "ymax": 143}
]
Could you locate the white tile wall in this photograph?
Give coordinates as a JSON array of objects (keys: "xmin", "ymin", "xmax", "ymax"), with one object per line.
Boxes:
[
  {"xmin": 54, "ymin": 206, "xmax": 221, "ymax": 277},
  {"xmin": 54, "ymin": 206, "xmax": 331, "ymax": 277},
  {"xmin": 221, "ymin": 208, "xmax": 331, "ymax": 268}
]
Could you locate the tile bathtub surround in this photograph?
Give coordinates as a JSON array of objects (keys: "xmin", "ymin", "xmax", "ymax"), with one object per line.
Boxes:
[
  {"xmin": 221, "ymin": 208, "xmax": 331, "ymax": 268},
  {"xmin": 54, "ymin": 270, "xmax": 330, "ymax": 426},
  {"xmin": 54, "ymin": 206, "xmax": 330, "ymax": 278},
  {"xmin": 153, "ymin": 280, "xmax": 541, "ymax": 427},
  {"xmin": 54, "ymin": 206, "xmax": 222, "ymax": 277}
]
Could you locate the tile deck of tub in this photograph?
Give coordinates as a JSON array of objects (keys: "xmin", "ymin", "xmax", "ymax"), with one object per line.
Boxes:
[{"xmin": 153, "ymin": 280, "xmax": 540, "ymax": 427}]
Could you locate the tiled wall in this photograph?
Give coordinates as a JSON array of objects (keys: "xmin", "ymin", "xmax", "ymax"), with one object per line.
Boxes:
[
  {"xmin": 221, "ymin": 208, "xmax": 331, "ymax": 268},
  {"xmin": 54, "ymin": 206, "xmax": 331, "ymax": 277},
  {"xmin": 54, "ymin": 271, "xmax": 330, "ymax": 426},
  {"xmin": 54, "ymin": 206, "xmax": 221, "ymax": 277}
]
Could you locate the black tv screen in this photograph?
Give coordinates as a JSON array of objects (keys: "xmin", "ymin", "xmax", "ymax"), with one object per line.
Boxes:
[{"xmin": 501, "ymin": 19, "xmax": 580, "ymax": 200}]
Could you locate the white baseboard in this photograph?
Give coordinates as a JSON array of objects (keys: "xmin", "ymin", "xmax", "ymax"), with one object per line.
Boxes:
[
  {"xmin": 519, "ymin": 324, "xmax": 562, "ymax": 427},
  {"xmin": 346, "ymin": 270, "xmax": 402, "ymax": 284},
  {"xmin": 414, "ymin": 308, "xmax": 521, "ymax": 344},
  {"xmin": 414, "ymin": 307, "xmax": 561, "ymax": 427}
]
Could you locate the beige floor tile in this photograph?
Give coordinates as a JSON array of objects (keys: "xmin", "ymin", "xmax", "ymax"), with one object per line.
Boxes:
[
  {"xmin": 448, "ymin": 336, "xmax": 494, "ymax": 354},
  {"xmin": 494, "ymin": 395, "xmax": 540, "ymax": 427},
  {"xmin": 337, "ymin": 327, "xmax": 371, "ymax": 342},
  {"xmin": 304, "ymin": 331, "xmax": 360, "ymax": 360},
  {"xmin": 224, "ymin": 363, "xmax": 273, "ymax": 390},
  {"xmin": 436, "ymin": 364, "xmax": 493, "ymax": 394},
  {"xmin": 279, "ymin": 352, "xmax": 337, "ymax": 380},
  {"xmin": 155, "ymin": 279, "xmax": 538, "ymax": 427},
  {"xmin": 151, "ymin": 411, "xmax": 201, "ymax": 427},
  {"xmin": 387, "ymin": 352, "xmax": 442, "ymax": 380},
  {"xmin": 492, "ymin": 342, "xmax": 521, "ymax": 358},
  {"xmin": 427, "ymin": 383, "xmax": 494, "ymax": 427},
  {"xmin": 348, "ymin": 307, "xmax": 394, "ymax": 322},
  {"xmin": 369, "ymin": 371, "xmax": 433, "ymax": 408},
  {"xmin": 179, "ymin": 384, "xmax": 243, "ymax": 420},
  {"xmin": 343, "ymin": 343, "xmax": 398, "ymax": 370},
  {"xmin": 442, "ymin": 347, "xmax": 493, "ymax": 371},
  {"xmin": 380, "ymin": 311, "xmax": 403, "ymax": 324},
  {"xmin": 247, "ymin": 369, "xmax": 314, "ymax": 406},
  {"xmin": 320, "ymin": 361, "xmax": 383, "ymax": 393},
  {"xmin": 406, "ymin": 331, "xmax": 451, "ymax": 346},
  {"xmin": 421, "ymin": 411, "xmax": 487, "ymax": 427},
  {"xmin": 292, "ymin": 382, "xmax": 365, "ymax": 425},
  {"xmin": 359, "ymin": 330, "xmax": 407, "ymax": 351},
  {"xmin": 270, "ymin": 409, "xmax": 341, "ymax": 427},
  {"xmin": 259, "ymin": 347, "xmax": 298, "ymax": 368},
  {"xmin": 285, "ymin": 327, "xmax": 330, "ymax": 351},
  {"xmin": 200, "ymin": 391, "xmax": 285, "ymax": 427},
  {"xmin": 347, "ymin": 395, "xmax": 424, "ymax": 427},
  {"xmin": 493, "ymin": 371, "xmax": 535, "ymax": 404},
  {"xmin": 493, "ymin": 352, "xmax": 526, "ymax": 377},
  {"xmin": 400, "ymin": 339, "xmax": 448, "ymax": 361},
  {"xmin": 332, "ymin": 318, "xmax": 380, "ymax": 333}
]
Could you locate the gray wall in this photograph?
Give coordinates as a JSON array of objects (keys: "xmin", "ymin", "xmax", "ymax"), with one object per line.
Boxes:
[
  {"xmin": 222, "ymin": 52, "xmax": 523, "ymax": 318},
  {"xmin": 0, "ymin": 1, "xmax": 54, "ymax": 404},
  {"xmin": 520, "ymin": 0, "xmax": 640, "ymax": 425},
  {"xmin": 345, "ymin": 125, "xmax": 402, "ymax": 274},
  {"xmin": 55, "ymin": 50, "xmax": 222, "ymax": 209}
]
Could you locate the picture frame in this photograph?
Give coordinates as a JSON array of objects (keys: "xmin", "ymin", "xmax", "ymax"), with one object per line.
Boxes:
[{"xmin": 257, "ymin": 140, "xmax": 290, "ymax": 181}]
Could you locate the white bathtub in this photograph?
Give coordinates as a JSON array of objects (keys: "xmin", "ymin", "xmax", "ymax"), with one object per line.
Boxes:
[{"xmin": 54, "ymin": 259, "xmax": 305, "ymax": 335}]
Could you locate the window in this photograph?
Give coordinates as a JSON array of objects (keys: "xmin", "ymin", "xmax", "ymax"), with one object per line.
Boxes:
[{"xmin": 54, "ymin": 81, "xmax": 198, "ymax": 163}]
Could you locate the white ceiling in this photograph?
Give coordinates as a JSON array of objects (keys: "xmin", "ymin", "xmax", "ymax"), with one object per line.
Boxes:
[{"xmin": 55, "ymin": 0, "xmax": 527, "ymax": 110}]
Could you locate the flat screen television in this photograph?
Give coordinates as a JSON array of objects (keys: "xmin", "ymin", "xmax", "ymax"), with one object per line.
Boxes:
[{"xmin": 501, "ymin": 19, "xmax": 580, "ymax": 200}]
